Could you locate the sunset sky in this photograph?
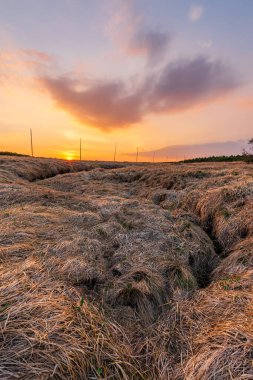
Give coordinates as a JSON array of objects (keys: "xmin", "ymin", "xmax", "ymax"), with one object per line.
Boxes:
[{"xmin": 0, "ymin": 0, "xmax": 253, "ymax": 161}]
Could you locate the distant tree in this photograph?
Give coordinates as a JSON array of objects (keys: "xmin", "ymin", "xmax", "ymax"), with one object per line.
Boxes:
[{"xmin": 242, "ymin": 139, "xmax": 253, "ymax": 163}]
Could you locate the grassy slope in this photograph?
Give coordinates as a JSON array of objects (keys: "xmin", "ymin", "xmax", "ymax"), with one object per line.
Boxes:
[{"xmin": 0, "ymin": 156, "xmax": 253, "ymax": 379}]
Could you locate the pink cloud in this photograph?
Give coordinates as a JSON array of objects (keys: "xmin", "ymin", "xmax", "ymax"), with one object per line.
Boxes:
[{"xmin": 39, "ymin": 56, "xmax": 240, "ymax": 131}]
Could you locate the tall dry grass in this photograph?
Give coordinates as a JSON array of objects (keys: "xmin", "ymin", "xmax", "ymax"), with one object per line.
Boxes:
[{"xmin": 1, "ymin": 156, "xmax": 253, "ymax": 379}]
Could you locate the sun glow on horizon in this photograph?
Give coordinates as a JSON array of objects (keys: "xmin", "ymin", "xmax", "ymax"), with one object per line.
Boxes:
[
  {"xmin": 64, "ymin": 152, "xmax": 76, "ymax": 161},
  {"xmin": 0, "ymin": 1, "xmax": 253, "ymax": 161}
]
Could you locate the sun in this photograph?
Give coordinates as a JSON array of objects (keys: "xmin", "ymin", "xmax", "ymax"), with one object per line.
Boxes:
[{"xmin": 64, "ymin": 152, "xmax": 74, "ymax": 161}]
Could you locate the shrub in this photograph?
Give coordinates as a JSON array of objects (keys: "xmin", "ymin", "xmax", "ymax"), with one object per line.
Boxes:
[{"xmin": 242, "ymin": 138, "xmax": 253, "ymax": 163}]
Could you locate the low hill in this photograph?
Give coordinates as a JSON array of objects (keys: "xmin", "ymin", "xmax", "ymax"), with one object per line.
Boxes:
[{"xmin": 0, "ymin": 151, "xmax": 30, "ymax": 157}]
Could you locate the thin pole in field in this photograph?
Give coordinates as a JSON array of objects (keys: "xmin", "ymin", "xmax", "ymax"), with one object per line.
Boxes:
[
  {"xmin": 30, "ymin": 128, "xmax": 34, "ymax": 157},
  {"xmin": 113, "ymin": 143, "xmax": 117, "ymax": 162},
  {"xmin": 80, "ymin": 138, "xmax": 82, "ymax": 161},
  {"xmin": 136, "ymin": 147, "xmax": 139, "ymax": 162},
  {"xmin": 153, "ymin": 151, "xmax": 156, "ymax": 163}
]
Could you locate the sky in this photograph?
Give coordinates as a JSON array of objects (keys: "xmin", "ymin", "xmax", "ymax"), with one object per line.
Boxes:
[{"xmin": 0, "ymin": 0, "xmax": 253, "ymax": 161}]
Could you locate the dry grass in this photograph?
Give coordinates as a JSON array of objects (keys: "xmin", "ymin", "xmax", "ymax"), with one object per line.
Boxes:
[
  {"xmin": 1, "ymin": 156, "xmax": 253, "ymax": 379},
  {"xmin": 180, "ymin": 272, "xmax": 253, "ymax": 380},
  {"xmin": 0, "ymin": 259, "xmax": 141, "ymax": 380}
]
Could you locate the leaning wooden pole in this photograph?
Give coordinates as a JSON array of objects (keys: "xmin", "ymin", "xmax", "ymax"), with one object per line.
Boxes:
[
  {"xmin": 136, "ymin": 147, "xmax": 139, "ymax": 162},
  {"xmin": 30, "ymin": 128, "xmax": 34, "ymax": 157},
  {"xmin": 114, "ymin": 143, "xmax": 117, "ymax": 162}
]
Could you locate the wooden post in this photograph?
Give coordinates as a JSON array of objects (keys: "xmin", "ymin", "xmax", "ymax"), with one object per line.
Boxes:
[
  {"xmin": 136, "ymin": 147, "xmax": 139, "ymax": 162},
  {"xmin": 114, "ymin": 143, "xmax": 117, "ymax": 162},
  {"xmin": 30, "ymin": 128, "xmax": 34, "ymax": 157},
  {"xmin": 153, "ymin": 151, "xmax": 155, "ymax": 163},
  {"xmin": 80, "ymin": 138, "xmax": 82, "ymax": 161}
]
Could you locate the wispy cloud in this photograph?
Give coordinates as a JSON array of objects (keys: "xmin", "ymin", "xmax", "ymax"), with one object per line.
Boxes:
[
  {"xmin": 106, "ymin": 0, "xmax": 171, "ymax": 65},
  {"xmin": 127, "ymin": 27, "xmax": 171, "ymax": 65},
  {"xmin": 0, "ymin": 48, "xmax": 54, "ymax": 84},
  {"xmin": 105, "ymin": 0, "xmax": 141, "ymax": 50},
  {"xmin": 198, "ymin": 40, "xmax": 213, "ymax": 49},
  {"xmin": 189, "ymin": 5, "xmax": 204, "ymax": 22},
  {"xmin": 39, "ymin": 56, "xmax": 240, "ymax": 131}
]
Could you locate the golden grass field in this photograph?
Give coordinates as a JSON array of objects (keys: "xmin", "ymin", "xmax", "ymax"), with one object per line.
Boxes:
[{"xmin": 0, "ymin": 156, "xmax": 253, "ymax": 379}]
